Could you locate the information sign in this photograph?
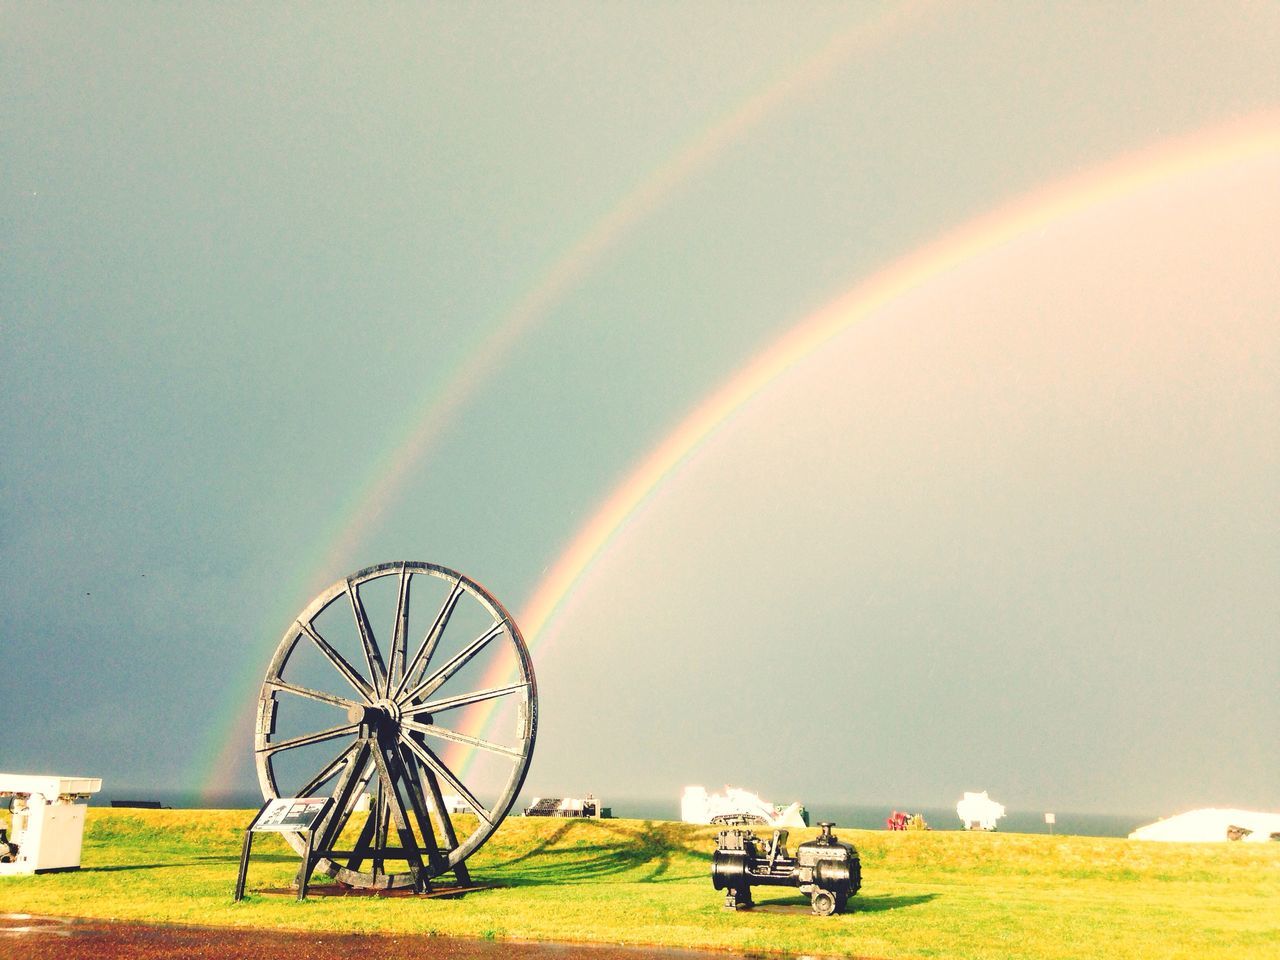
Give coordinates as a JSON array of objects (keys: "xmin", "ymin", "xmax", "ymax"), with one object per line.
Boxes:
[
  {"xmin": 251, "ymin": 797, "xmax": 331, "ymax": 834},
  {"xmin": 235, "ymin": 796, "xmax": 334, "ymax": 901}
]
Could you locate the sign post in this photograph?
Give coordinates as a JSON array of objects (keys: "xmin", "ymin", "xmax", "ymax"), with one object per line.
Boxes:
[
  {"xmin": 234, "ymin": 796, "xmax": 333, "ymax": 901},
  {"xmin": 1044, "ymin": 812, "xmax": 1056, "ymax": 836}
]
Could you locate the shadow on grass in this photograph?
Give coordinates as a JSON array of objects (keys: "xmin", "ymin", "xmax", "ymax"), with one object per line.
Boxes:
[
  {"xmin": 749, "ymin": 892, "xmax": 936, "ymax": 914},
  {"xmin": 485, "ymin": 821, "xmax": 942, "ymax": 909},
  {"xmin": 486, "ymin": 820, "xmax": 712, "ymax": 886},
  {"xmin": 854, "ymin": 893, "xmax": 937, "ymax": 912},
  {"xmin": 83, "ymin": 854, "xmax": 294, "ymax": 873}
]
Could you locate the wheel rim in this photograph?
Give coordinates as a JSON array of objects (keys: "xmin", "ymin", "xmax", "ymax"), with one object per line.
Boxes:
[{"xmin": 254, "ymin": 561, "xmax": 538, "ymax": 888}]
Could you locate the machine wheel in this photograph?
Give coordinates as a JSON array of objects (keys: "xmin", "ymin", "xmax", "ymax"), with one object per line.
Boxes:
[
  {"xmin": 811, "ymin": 889, "xmax": 838, "ymax": 916},
  {"xmin": 255, "ymin": 561, "xmax": 537, "ymax": 889}
]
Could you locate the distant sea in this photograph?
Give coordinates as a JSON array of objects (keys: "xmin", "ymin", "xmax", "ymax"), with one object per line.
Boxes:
[
  {"xmin": 609, "ymin": 799, "xmax": 1155, "ymax": 839},
  {"xmin": 94, "ymin": 790, "xmax": 1153, "ymax": 838}
]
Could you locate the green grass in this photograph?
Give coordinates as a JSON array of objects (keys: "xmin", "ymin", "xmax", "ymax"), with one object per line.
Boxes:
[{"xmin": 3, "ymin": 809, "xmax": 1277, "ymax": 959}]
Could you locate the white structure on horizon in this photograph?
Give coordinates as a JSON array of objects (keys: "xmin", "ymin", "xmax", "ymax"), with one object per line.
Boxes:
[
  {"xmin": 523, "ymin": 794, "xmax": 610, "ymax": 818},
  {"xmin": 681, "ymin": 785, "xmax": 808, "ymax": 828},
  {"xmin": 1129, "ymin": 808, "xmax": 1280, "ymax": 843},
  {"xmin": 438, "ymin": 793, "xmax": 473, "ymax": 815},
  {"xmin": 956, "ymin": 791, "xmax": 1006, "ymax": 831}
]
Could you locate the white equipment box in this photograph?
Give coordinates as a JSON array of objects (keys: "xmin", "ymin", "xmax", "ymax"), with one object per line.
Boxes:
[{"xmin": 0, "ymin": 773, "xmax": 102, "ymax": 874}]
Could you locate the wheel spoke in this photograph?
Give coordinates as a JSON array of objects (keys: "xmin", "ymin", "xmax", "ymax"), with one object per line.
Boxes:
[
  {"xmin": 387, "ymin": 738, "xmax": 444, "ymax": 865},
  {"xmin": 298, "ymin": 620, "xmax": 375, "ymax": 701},
  {"xmin": 394, "ymin": 578, "xmax": 464, "ymax": 699},
  {"xmin": 296, "ymin": 740, "xmax": 362, "ymax": 798},
  {"xmin": 401, "ymin": 733, "xmax": 493, "ymax": 825},
  {"xmin": 344, "ymin": 794, "xmax": 379, "ymax": 872},
  {"xmin": 414, "ymin": 756, "xmax": 464, "ymax": 855},
  {"xmin": 372, "ymin": 782, "xmax": 389, "ymax": 877},
  {"xmin": 408, "ymin": 764, "xmax": 454, "ymax": 857},
  {"xmin": 388, "ymin": 564, "xmax": 411, "ymax": 694},
  {"xmin": 259, "ymin": 721, "xmax": 359, "ymax": 756},
  {"xmin": 347, "ymin": 579, "xmax": 388, "ymax": 694},
  {"xmin": 265, "ymin": 679, "xmax": 360, "ymax": 711},
  {"xmin": 401, "ymin": 720, "xmax": 524, "ymax": 760},
  {"xmin": 343, "ymin": 760, "xmax": 378, "ymax": 825},
  {"xmin": 370, "ymin": 738, "xmax": 429, "ymax": 882},
  {"xmin": 311, "ymin": 740, "xmax": 373, "ymax": 866},
  {"xmin": 409, "ymin": 681, "xmax": 529, "ymax": 715},
  {"xmin": 399, "ymin": 619, "xmax": 507, "ymax": 706}
]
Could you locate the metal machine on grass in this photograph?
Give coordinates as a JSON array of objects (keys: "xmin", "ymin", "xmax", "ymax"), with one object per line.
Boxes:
[{"xmin": 712, "ymin": 821, "xmax": 861, "ymax": 915}]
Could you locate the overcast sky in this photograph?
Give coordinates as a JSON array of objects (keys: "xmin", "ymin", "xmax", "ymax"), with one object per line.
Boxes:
[{"xmin": 3, "ymin": 2, "xmax": 1277, "ymax": 816}]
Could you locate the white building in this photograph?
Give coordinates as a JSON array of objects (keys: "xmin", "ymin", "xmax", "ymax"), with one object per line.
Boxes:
[
  {"xmin": 956, "ymin": 791, "xmax": 1006, "ymax": 831},
  {"xmin": 681, "ymin": 785, "xmax": 808, "ymax": 828},
  {"xmin": 1129, "ymin": 808, "xmax": 1280, "ymax": 843}
]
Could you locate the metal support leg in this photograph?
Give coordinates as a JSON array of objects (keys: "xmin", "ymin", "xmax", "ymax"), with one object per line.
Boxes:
[
  {"xmin": 298, "ymin": 830, "xmax": 315, "ymax": 901},
  {"xmin": 234, "ymin": 830, "xmax": 254, "ymax": 902}
]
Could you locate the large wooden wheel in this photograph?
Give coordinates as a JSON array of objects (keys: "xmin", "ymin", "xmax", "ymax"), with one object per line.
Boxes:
[{"xmin": 255, "ymin": 561, "xmax": 537, "ymax": 890}]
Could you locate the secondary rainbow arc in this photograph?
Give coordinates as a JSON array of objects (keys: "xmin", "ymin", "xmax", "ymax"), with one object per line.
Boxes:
[{"xmin": 195, "ymin": 2, "xmax": 931, "ymax": 801}]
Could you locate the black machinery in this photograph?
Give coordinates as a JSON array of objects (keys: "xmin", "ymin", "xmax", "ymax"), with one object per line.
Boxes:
[{"xmin": 712, "ymin": 821, "xmax": 860, "ymax": 915}]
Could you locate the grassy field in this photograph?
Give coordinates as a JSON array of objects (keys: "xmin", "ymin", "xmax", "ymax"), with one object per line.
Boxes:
[{"xmin": 2, "ymin": 809, "xmax": 1277, "ymax": 959}]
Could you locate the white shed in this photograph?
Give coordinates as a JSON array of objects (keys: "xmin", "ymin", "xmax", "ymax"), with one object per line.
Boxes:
[{"xmin": 956, "ymin": 791, "xmax": 1006, "ymax": 831}]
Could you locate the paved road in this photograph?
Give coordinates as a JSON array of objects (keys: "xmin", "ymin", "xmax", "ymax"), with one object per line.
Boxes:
[{"xmin": 0, "ymin": 914, "xmax": 789, "ymax": 960}]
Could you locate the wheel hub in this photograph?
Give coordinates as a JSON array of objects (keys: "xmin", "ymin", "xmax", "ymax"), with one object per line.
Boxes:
[{"xmin": 347, "ymin": 697, "xmax": 403, "ymax": 731}]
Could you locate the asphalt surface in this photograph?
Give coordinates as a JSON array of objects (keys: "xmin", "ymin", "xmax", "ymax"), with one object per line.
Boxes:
[{"xmin": 0, "ymin": 914, "xmax": 797, "ymax": 960}]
